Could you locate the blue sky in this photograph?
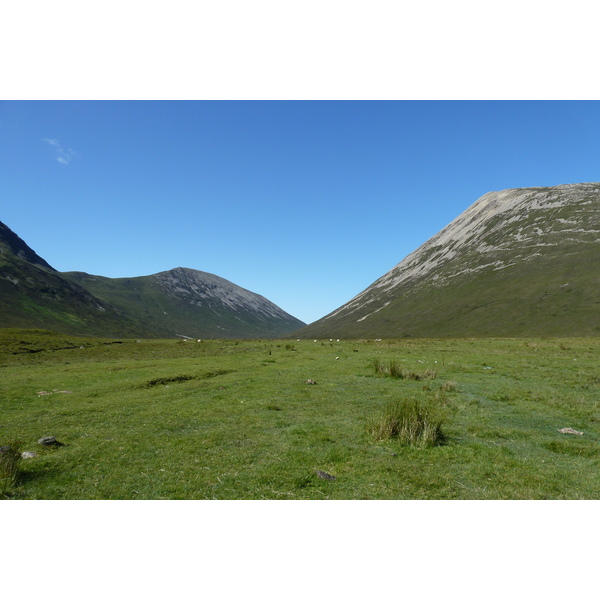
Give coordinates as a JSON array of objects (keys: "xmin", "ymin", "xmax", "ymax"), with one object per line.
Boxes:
[{"xmin": 2, "ymin": 100, "xmax": 600, "ymax": 324}]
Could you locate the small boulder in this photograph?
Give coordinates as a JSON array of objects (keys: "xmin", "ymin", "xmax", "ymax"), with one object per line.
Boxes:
[
  {"xmin": 304, "ymin": 379, "xmax": 317, "ymax": 385},
  {"xmin": 21, "ymin": 451, "xmax": 37, "ymax": 459},
  {"xmin": 315, "ymin": 470, "xmax": 336, "ymax": 481},
  {"xmin": 38, "ymin": 436, "xmax": 63, "ymax": 447}
]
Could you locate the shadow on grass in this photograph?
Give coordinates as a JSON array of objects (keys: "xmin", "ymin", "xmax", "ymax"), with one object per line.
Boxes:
[
  {"xmin": 1, "ymin": 460, "xmax": 65, "ymax": 499},
  {"xmin": 544, "ymin": 440, "xmax": 600, "ymax": 458}
]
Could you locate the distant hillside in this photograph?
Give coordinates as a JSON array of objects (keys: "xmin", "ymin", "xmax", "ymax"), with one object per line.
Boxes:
[
  {"xmin": 64, "ymin": 267, "xmax": 305, "ymax": 339},
  {"xmin": 298, "ymin": 182, "xmax": 600, "ymax": 338},
  {"xmin": 0, "ymin": 222, "xmax": 145, "ymax": 337},
  {"xmin": 0, "ymin": 221, "xmax": 304, "ymax": 338}
]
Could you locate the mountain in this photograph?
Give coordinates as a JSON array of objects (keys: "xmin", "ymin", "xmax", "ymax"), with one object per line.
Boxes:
[
  {"xmin": 64, "ymin": 267, "xmax": 305, "ymax": 339},
  {"xmin": 0, "ymin": 221, "xmax": 304, "ymax": 338},
  {"xmin": 298, "ymin": 182, "xmax": 600, "ymax": 338},
  {"xmin": 0, "ymin": 222, "xmax": 145, "ymax": 337},
  {"xmin": 0, "ymin": 221, "xmax": 55, "ymax": 271}
]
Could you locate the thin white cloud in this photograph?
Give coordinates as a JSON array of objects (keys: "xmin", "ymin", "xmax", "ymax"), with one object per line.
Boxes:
[{"xmin": 43, "ymin": 138, "xmax": 77, "ymax": 165}]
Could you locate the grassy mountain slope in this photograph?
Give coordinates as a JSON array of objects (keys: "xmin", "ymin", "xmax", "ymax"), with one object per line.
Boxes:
[
  {"xmin": 64, "ymin": 268, "xmax": 305, "ymax": 339},
  {"xmin": 1, "ymin": 221, "xmax": 304, "ymax": 338},
  {"xmin": 0, "ymin": 223, "xmax": 146, "ymax": 337},
  {"xmin": 299, "ymin": 182, "xmax": 600, "ymax": 338}
]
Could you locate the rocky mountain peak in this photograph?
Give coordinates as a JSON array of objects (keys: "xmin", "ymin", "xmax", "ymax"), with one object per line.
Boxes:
[{"xmin": 153, "ymin": 267, "xmax": 294, "ymax": 321}]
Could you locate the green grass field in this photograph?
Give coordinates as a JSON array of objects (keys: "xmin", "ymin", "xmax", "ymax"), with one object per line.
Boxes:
[{"xmin": 1, "ymin": 328, "xmax": 599, "ymax": 499}]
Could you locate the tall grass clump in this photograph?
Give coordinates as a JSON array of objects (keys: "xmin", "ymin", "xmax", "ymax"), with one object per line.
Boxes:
[
  {"xmin": 440, "ymin": 381, "xmax": 458, "ymax": 393},
  {"xmin": 374, "ymin": 358, "xmax": 404, "ymax": 378},
  {"xmin": 0, "ymin": 441, "xmax": 23, "ymax": 496},
  {"xmin": 373, "ymin": 358, "xmax": 437, "ymax": 381},
  {"xmin": 388, "ymin": 360, "xmax": 402, "ymax": 379},
  {"xmin": 367, "ymin": 399, "xmax": 444, "ymax": 447}
]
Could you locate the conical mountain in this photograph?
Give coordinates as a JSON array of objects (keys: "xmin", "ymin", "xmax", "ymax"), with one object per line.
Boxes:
[
  {"xmin": 298, "ymin": 182, "xmax": 600, "ymax": 338},
  {"xmin": 65, "ymin": 267, "xmax": 305, "ymax": 339}
]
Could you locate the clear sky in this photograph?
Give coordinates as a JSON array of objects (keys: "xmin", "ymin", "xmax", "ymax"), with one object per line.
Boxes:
[{"xmin": 2, "ymin": 100, "xmax": 600, "ymax": 324}]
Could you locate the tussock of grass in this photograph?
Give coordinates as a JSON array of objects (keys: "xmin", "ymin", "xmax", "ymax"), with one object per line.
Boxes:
[
  {"xmin": 440, "ymin": 381, "xmax": 458, "ymax": 393},
  {"xmin": 0, "ymin": 440, "xmax": 23, "ymax": 495},
  {"xmin": 367, "ymin": 399, "xmax": 445, "ymax": 447},
  {"xmin": 374, "ymin": 358, "xmax": 437, "ymax": 381},
  {"xmin": 490, "ymin": 393, "xmax": 514, "ymax": 404}
]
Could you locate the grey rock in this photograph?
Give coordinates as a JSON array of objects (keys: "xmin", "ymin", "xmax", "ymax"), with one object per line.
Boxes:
[
  {"xmin": 21, "ymin": 451, "xmax": 37, "ymax": 459},
  {"xmin": 38, "ymin": 436, "xmax": 63, "ymax": 447},
  {"xmin": 315, "ymin": 470, "xmax": 336, "ymax": 481}
]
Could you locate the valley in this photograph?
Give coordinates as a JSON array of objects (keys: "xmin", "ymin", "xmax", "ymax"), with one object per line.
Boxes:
[{"xmin": 2, "ymin": 329, "xmax": 599, "ymax": 499}]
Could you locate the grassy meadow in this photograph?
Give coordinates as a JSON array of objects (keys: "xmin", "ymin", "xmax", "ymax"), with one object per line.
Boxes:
[{"xmin": 1, "ymin": 328, "xmax": 599, "ymax": 499}]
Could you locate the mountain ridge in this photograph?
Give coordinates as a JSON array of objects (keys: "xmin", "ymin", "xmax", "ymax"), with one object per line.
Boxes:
[
  {"xmin": 0, "ymin": 221, "xmax": 304, "ymax": 338},
  {"xmin": 0, "ymin": 221, "xmax": 56, "ymax": 271},
  {"xmin": 297, "ymin": 182, "xmax": 600, "ymax": 338},
  {"xmin": 64, "ymin": 266, "xmax": 304, "ymax": 338}
]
